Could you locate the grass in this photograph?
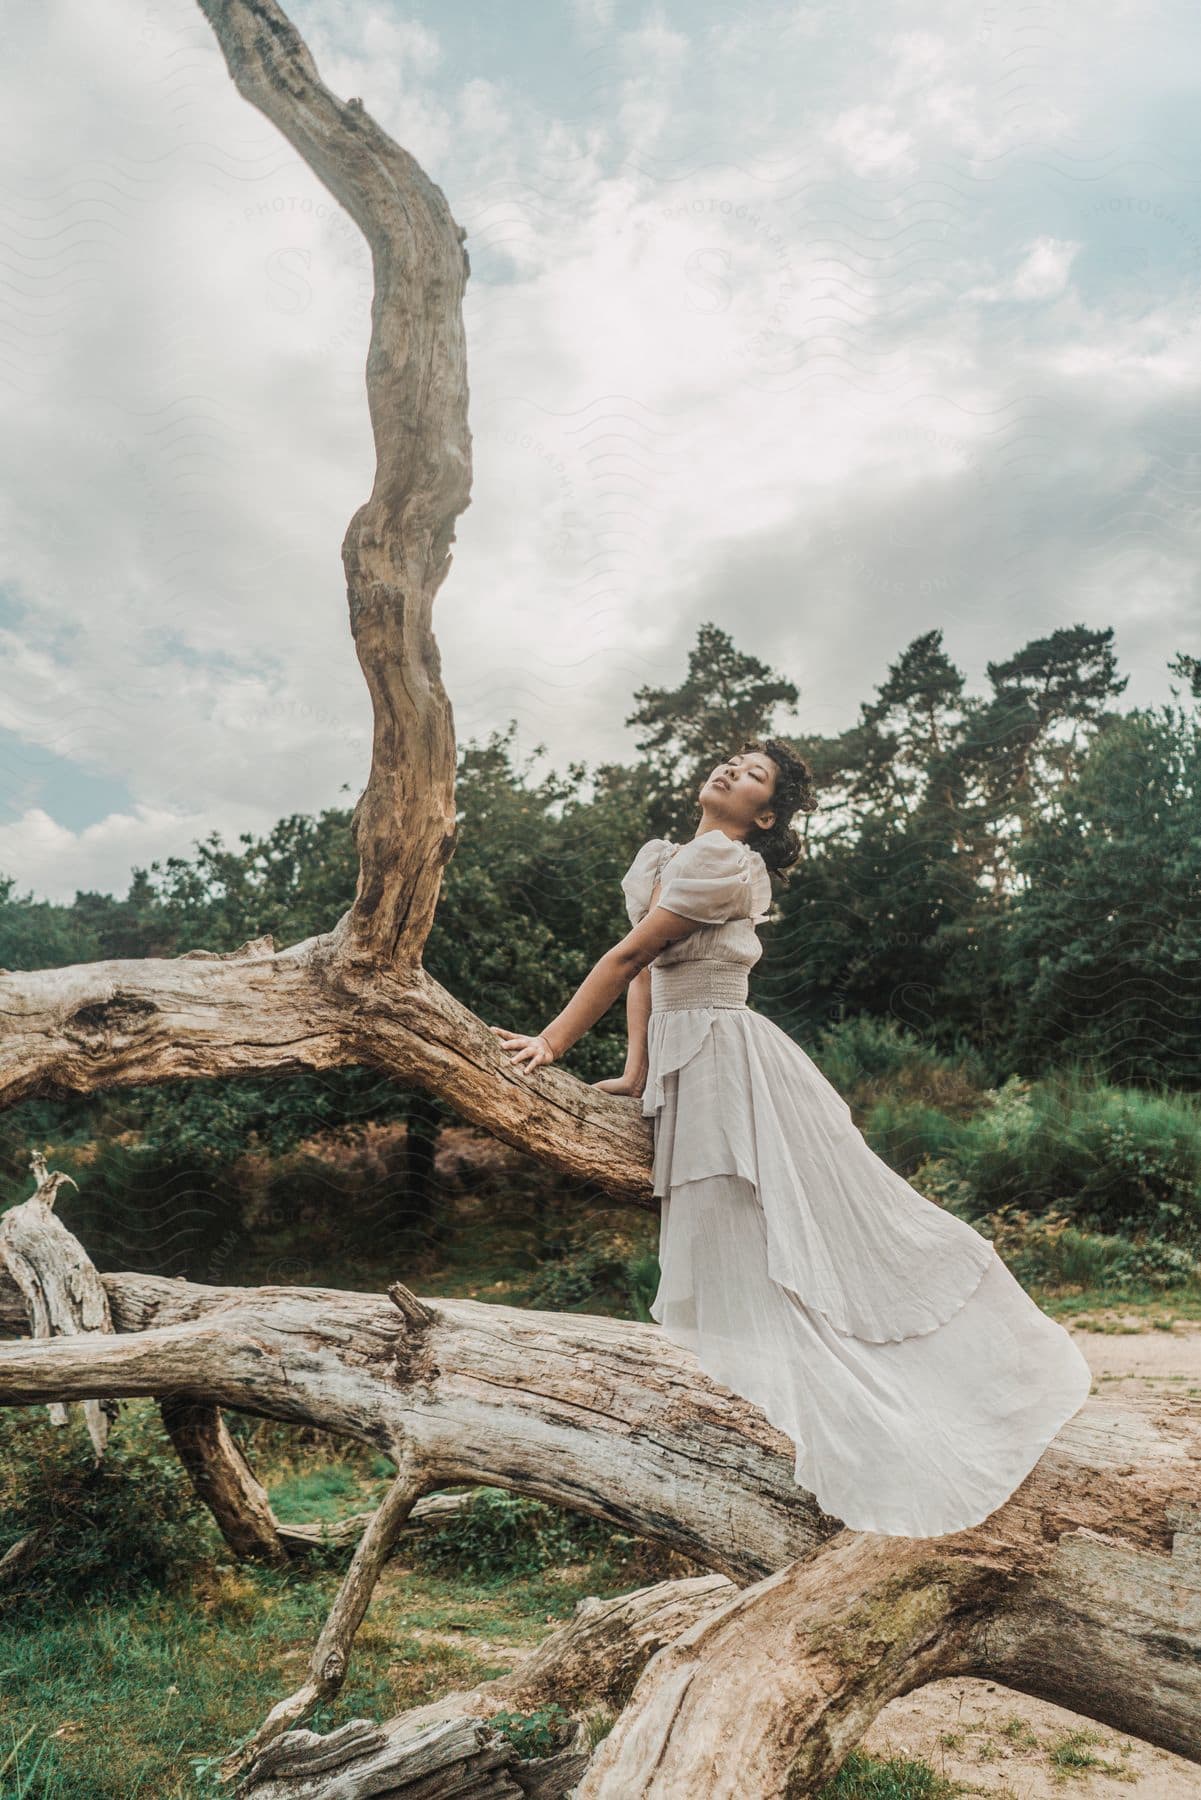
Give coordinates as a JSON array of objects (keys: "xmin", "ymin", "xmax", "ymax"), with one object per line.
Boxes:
[
  {"xmin": 0, "ymin": 1563, "xmax": 980, "ymax": 1799},
  {"xmin": 3, "ymin": 1092, "xmax": 1197, "ymax": 1797},
  {"xmin": 1047, "ymin": 1727, "xmax": 1129, "ymax": 1776},
  {"xmin": 1, "ymin": 1563, "xmax": 519, "ymax": 1796},
  {"xmin": 1045, "ymin": 1290, "xmax": 1201, "ymax": 1327},
  {"xmin": 817, "ymin": 1746, "xmax": 964, "ymax": 1797},
  {"xmin": 0, "ymin": 1379, "xmax": 729, "ymax": 1799},
  {"xmin": 0, "ymin": 1386, "xmax": 1021, "ymax": 1800},
  {"xmin": 3, "ymin": 1335, "xmax": 1186, "ymax": 1798},
  {"xmin": 0, "ymin": 1404, "xmax": 683, "ymax": 1797}
]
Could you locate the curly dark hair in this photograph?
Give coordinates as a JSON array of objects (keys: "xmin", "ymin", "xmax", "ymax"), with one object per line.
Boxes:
[{"xmin": 736, "ymin": 735, "xmax": 818, "ymax": 881}]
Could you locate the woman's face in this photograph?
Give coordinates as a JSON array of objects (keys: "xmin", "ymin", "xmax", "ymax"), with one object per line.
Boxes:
[{"xmin": 699, "ymin": 750, "xmax": 777, "ymax": 834}]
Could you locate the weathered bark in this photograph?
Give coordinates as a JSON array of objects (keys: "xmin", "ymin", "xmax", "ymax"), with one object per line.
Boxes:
[
  {"xmin": 0, "ymin": 950, "xmax": 652, "ymax": 1201},
  {"xmin": 482, "ymin": 1574, "xmax": 738, "ymax": 1719},
  {"xmin": 0, "ymin": 0, "xmax": 648, "ymax": 1195},
  {"xmin": 236, "ymin": 1575, "xmax": 739, "ymax": 1798},
  {"xmin": 0, "ymin": 1265, "xmax": 840, "ymax": 1579},
  {"xmin": 276, "ymin": 1490, "xmax": 476, "ymax": 1553},
  {"xmin": 159, "ymin": 1397, "xmax": 289, "ymax": 1566},
  {"xmin": 232, "ymin": 1482, "xmax": 741, "ymax": 1782},
  {"xmin": 579, "ymin": 1490, "xmax": 1201, "ymax": 1794},
  {"xmin": 224, "ymin": 1447, "xmax": 429, "ymax": 1778},
  {"xmin": 576, "ymin": 1534, "xmax": 1010, "ymax": 1795},
  {"xmin": 193, "ymin": 0, "xmax": 471, "ymax": 973},
  {"xmin": 0, "ymin": 1256, "xmax": 1198, "ymax": 1795},
  {"xmin": 237, "ymin": 1713, "xmax": 585, "ymax": 1800},
  {"xmin": 0, "ymin": 950, "xmax": 651, "ymax": 1202}
]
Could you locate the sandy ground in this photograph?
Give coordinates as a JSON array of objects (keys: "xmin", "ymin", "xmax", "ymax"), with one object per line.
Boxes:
[{"xmin": 859, "ymin": 1316, "xmax": 1201, "ymax": 1798}]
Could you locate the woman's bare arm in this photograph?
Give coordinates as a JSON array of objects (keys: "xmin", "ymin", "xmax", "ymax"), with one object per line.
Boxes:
[
  {"xmin": 490, "ymin": 885, "xmax": 699, "ymax": 1075},
  {"xmin": 539, "ymin": 903, "xmax": 695, "ymax": 1058},
  {"xmin": 489, "ymin": 864, "xmax": 695, "ymax": 1072}
]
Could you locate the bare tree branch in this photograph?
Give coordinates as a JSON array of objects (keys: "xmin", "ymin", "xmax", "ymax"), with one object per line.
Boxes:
[
  {"xmin": 0, "ymin": 951, "xmax": 654, "ymax": 1201},
  {"xmin": 195, "ymin": 0, "xmax": 472, "ymax": 969},
  {"xmin": 0, "ymin": 1152, "xmax": 116, "ymax": 1457}
]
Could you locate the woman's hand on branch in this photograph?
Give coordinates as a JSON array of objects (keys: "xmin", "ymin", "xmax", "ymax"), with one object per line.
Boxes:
[{"xmin": 489, "ymin": 1026, "xmax": 557, "ymax": 1076}]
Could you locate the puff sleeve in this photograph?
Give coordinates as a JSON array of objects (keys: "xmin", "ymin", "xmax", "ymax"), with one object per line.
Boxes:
[
  {"xmin": 620, "ymin": 838, "xmax": 672, "ymax": 925},
  {"xmin": 656, "ymin": 830, "xmax": 772, "ymax": 926}
]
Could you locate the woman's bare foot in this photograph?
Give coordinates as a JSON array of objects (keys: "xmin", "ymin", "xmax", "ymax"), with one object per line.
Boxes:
[{"xmin": 592, "ymin": 1074, "xmax": 646, "ymax": 1097}]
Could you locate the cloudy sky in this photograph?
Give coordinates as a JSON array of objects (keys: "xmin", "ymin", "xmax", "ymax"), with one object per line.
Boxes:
[{"xmin": 2, "ymin": 0, "xmax": 1199, "ymax": 903}]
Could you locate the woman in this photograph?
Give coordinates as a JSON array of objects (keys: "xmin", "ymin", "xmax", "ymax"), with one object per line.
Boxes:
[{"xmin": 490, "ymin": 738, "xmax": 1092, "ymax": 1537}]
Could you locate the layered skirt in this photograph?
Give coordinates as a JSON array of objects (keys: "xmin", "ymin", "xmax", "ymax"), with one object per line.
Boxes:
[{"xmin": 644, "ymin": 962, "xmax": 1093, "ymax": 1537}]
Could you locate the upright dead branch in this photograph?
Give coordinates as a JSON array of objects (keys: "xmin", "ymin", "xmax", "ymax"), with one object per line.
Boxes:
[
  {"xmin": 224, "ymin": 1446, "xmax": 429, "ymax": 1779},
  {"xmin": 0, "ymin": 1151, "xmax": 116, "ymax": 1458},
  {"xmin": 158, "ymin": 1398, "xmax": 289, "ymax": 1566},
  {"xmin": 237, "ymin": 1575, "xmax": 740, "ymax": 1798},
  {"xmin": 0, "ymin": 0, "xmax": 646, "ymax": 1185},
  {"xmin": 196, "ymin": 0, "xmax": 471, "ymax": 970}
]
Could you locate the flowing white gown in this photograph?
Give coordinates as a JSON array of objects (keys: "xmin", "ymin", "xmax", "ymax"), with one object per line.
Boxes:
[{"xmin": 621, "ymin": 829, "xmax": 1093, "ymax": 1538}]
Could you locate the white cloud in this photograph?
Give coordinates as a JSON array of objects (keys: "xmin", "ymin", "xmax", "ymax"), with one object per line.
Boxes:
[
  {"xmin": 1, "ymin": 0, "xmax": 1197, "ymax": 905},
  {"xmin": 826, "ymin": 104, "xmax": 916, "ymax": 177},
  {"xmin": 1011, "ymin": 237, "xmax": 1081, "ymax": 300},
  {"xmin": 613, "ymin": 15, "xmax": 690, "ymax": 155},
  {"xmin": 964, "ymin": 237, "xmax": 1082, "ymax": 304},
  {"xmin": 458, "ymin": 77, "xmax": 513, "ymax": 140},
  {"xmin": 0, "ymin": 804, "xmax": 203, "ymax": 908},
  {"xmin": 571, "ymin": 0, "xmax": 615, "ymax": 30}
]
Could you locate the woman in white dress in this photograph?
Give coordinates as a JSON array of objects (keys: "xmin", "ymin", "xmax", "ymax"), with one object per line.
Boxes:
[{"xmin": 490, "ymin": 739, "xmax": 1093, "ymax": 1537}]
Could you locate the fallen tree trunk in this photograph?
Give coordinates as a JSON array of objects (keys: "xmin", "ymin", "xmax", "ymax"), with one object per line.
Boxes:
[
  {"xmin": 0, "ymin": 1264, "xmax": 840, "ymax": 1580},
  {"xmin": 237, "ymin": 1712, "xmax": 586, "ymax": 1800},
  {"xmin": 577, "ymin": 1460, "xmax": 1201, "ymax": 1790},
  {"xmin": 0, "ymin": 944, "xmax": 653, "ymax": 1201},
  {"xmin": 1, "ymin": 1257, "xmax": 1197, "ymax": 1795}
]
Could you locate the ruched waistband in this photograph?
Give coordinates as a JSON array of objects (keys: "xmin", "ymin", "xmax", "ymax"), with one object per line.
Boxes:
[{"xmin": 651, "ymin": 960, "xmax": 749, "ymax": 1011}]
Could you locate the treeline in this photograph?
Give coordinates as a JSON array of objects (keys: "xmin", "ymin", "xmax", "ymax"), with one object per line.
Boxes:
[{"xmin": 2, "ymin": 620, "xmax": 1200, "ymax": 1244}]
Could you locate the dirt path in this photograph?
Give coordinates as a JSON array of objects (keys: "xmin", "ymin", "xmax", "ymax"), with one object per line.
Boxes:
[{"xmin": 860, "ymin": 1317, "xmax": 1201, "ymax": 1797}]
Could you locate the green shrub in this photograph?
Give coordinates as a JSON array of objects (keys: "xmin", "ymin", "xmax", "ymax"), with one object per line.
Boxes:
[
  {"xmin": 622, "ymin": 1249, "xmax": 662, "ymax": 1322},
  {"xmin": 517, "ymin": 1243, "xmax": 617, "ymax": 1310},
  {"xmin": 937, "ymin": 1073, "xmax": 1201, "ymax": 1245},
  {"xmin": 813, "ymin": 1015, "xmax": 933, "ymax": 1087},
  {"xmin": 0, "ymin": 1405, "xmax": 207, "ymax": 1614},
  {"xmin": 413, "ymin": 1486, "xmax": 615, "ymax": 1582},
  {"xmin": 858, "ymin": 1097, "xmax": 965, "ymax": 1178},
  {"xmin": 1105, "ymin": 1236, "xmax": 1200, "ymax": 1288},
  {"xmin": 983, "ymin": 1206, "xmax": 1201, "ymax": 1295},
  {"xmin": 522, "ymin": 1239, "xmax": 657, "ymax": 1319},
  {"xmin": 813, "ymin": 1015, "xmax": 992, "ymax": 1098},
  {"xmin": 488, "ymin": 1702, "xmax": 573, "ymax": 1760}
]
